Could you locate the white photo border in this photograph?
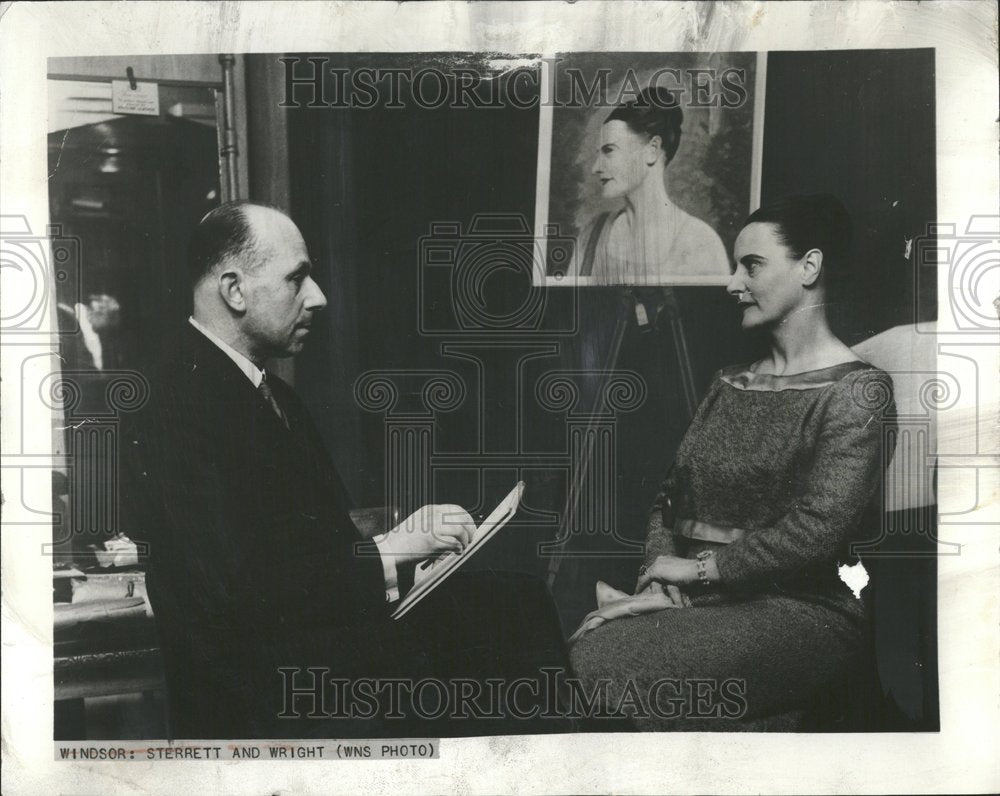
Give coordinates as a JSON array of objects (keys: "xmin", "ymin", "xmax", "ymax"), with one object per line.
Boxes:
[{"xmin": 2, "ymin": 2, "xmax": 998, "ymax": 795}]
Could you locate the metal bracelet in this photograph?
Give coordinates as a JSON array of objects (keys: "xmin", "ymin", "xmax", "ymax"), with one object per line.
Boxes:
[{"xmin": 696, "ymin": 549, "xmax": 714, "ymax": 587}]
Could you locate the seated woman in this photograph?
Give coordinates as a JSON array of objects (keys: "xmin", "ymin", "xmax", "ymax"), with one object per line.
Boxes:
[
  {"xmin": 569, "ymin": 86, "xmax": 729, "ymax": 283},
  {"xmin": 569, "ymin": 193, "xmax": 896, "ymax": 729}
]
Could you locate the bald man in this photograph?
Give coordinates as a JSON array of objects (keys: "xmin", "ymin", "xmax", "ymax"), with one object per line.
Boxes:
[{"xmin": 122, "ymin": 202, "xmax": 570, "ymax": 738}]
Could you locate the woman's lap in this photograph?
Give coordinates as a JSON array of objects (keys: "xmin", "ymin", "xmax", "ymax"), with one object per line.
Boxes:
[{"xmin": 568, "ymin": 595, "xmax": 864, "ymax": 730}]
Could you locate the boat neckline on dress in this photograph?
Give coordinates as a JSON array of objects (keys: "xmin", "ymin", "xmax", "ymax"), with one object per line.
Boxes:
[{"xmin": 719, "ymin": 359, "xmax": 873, "ymax": 392}]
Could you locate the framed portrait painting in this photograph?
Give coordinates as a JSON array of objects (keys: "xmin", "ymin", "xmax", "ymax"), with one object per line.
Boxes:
[{"xmin": 534, "ymin": 52, "xmax": 764, "ymax": 286}]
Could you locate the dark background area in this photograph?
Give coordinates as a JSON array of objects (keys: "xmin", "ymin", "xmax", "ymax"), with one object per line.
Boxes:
[
  {"xmin": 286, "ymin": 49, "xmax": 937, "ymax": 729},
  {"xmin": 762, "ymin": 49, "xmax": 938, "ymax": 344},
  {"xmin": 48, "ymin": 115, "xmax": 220, "ymax": 368}
]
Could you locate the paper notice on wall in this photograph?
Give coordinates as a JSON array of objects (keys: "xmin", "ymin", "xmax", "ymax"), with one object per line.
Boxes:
[{"xmin": 111, "ymin": 80, "xmax": 159, "ymax": 116}]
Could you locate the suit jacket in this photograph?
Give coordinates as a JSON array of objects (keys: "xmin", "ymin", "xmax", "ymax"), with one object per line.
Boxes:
[{"xmin": 122, "ymin": 324, "xmax": 392, "ymax": 737}]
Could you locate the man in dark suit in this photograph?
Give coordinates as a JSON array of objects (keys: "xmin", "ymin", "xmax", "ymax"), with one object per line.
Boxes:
[{"xmin": 123, "ymin": 202, "xmax": 570, "ymax": 738}]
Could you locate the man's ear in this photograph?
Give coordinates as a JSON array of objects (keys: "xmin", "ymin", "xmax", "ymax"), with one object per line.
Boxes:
[
  {"xmin": 218, "ymin": 267, "xmax": 247, "ymax": 313},
  {"xmin": 800, "ymin": 248, "xmax": 823, "ymax": 287}
]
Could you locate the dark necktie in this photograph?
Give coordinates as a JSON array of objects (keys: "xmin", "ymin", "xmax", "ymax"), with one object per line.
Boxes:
[{"xmin": 258, "ymin": 373, "xmax": 290, "ymax": 430}]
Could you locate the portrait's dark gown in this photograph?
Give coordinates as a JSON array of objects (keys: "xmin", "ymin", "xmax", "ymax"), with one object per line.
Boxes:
[{"xmin": 570, "ymin": 361, "xmax": 896, "ymax": 729}]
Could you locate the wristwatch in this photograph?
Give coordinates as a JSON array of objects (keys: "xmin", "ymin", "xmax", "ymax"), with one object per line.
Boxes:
[{"xmin": 695, "ymin": 550, "xmax": 714, "ymax": 587}]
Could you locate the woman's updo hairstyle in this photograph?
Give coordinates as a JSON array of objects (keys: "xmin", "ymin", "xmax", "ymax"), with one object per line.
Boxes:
[
  {"xmin": 605, "ymin": 86, "xmax": 684, "ymax": 164},
  {"xmin": 744, "ymin": 193, "xmax": 852, "ymax": 282}
]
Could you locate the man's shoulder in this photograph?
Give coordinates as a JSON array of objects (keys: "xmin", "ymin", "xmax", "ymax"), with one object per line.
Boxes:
[{"xmin": 140, "ymin": 326, "xmax": 249, "ymax": 413}]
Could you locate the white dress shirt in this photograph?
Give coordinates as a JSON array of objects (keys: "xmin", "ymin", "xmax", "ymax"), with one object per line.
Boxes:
[{"xmin": 188, "ymin": 317, "xmax": 400, "ymax": 602}]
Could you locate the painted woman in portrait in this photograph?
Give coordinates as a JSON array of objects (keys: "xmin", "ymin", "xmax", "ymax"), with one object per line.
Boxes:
[{"xmin": 569, "ymin": 87, "xmax": 730, "ymax": 284}]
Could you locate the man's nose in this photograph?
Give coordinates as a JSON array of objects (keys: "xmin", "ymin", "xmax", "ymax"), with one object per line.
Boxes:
[{"xmin": 304, "ymin": 277, "xmax": 327, "ymax": 311}]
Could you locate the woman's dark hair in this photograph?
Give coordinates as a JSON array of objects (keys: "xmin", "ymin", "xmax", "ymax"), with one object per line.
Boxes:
[
  {"xmin": 744, "ymin": 193, "xmax": 852, "ymax": 278},
  {"xmin": 605, "ymin": 87, "xmax": 684, "ymax": 163}
]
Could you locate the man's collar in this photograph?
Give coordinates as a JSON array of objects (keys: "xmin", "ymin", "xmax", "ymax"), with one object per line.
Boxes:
[{"xmin": 188, "ymin": 317, "xmax": 264, "ymax": 388}]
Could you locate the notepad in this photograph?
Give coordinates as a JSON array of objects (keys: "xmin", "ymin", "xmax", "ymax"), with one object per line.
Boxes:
[{"xmin": 390, "ymin": 481, "xmax": 525, "ymax": 620}]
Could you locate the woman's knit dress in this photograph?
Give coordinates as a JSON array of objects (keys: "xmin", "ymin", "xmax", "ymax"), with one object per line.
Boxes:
[{"xmin": 569, "ymin": 360, "xmax": 896, "ymax": 730}]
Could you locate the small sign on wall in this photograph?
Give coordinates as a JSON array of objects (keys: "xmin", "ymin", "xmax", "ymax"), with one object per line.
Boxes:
[{"xmin": 111, "ymin": 79, "xmax": 159, "ymax": 116}]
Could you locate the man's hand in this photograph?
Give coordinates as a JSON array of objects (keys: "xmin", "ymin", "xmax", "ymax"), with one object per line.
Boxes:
[{"xmin": 380, "ymin": 504, "xmax": 476, "ymax": 565}]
